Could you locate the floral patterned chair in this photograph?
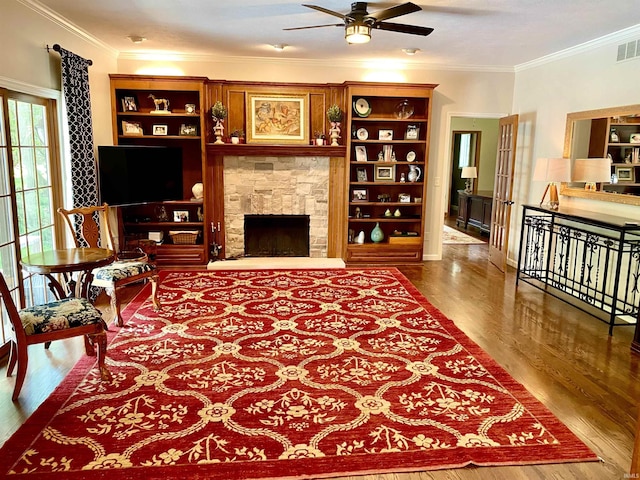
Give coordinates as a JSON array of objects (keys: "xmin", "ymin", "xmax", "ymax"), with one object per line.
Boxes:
[
  {"xmin": 58, "ymin": 204, "xmax": 160, "ymax": 327},
  {"xmin": 0, "ymin": 272, "xmax": 110, "ymax": 401}
]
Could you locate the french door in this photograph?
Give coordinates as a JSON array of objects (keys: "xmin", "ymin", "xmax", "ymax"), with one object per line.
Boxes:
[
  {"xmin": 0, "ymin": 89, "xmax": 62, "ymax": 350},
  {"xmin": 489, "ymin": 114, "xmax": 519, "ymax": 272}
]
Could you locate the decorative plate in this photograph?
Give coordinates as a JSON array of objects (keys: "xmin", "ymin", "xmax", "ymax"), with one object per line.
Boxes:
[
  {"xmin": 353, "ymin": 98, "xmax": 371, "ymax": 117},
  {"xmin": 406, "ymin": 151, "xmax": 416, "ymax": 162},
  {"xmin": 356, "ymin": 127, "xmax": 369, "ymax": 140}
]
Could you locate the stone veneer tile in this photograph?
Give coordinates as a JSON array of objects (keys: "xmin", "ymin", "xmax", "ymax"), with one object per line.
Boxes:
[{"xmin": 223, "ymin": 156, "xmax": 329, "ymax": 258}]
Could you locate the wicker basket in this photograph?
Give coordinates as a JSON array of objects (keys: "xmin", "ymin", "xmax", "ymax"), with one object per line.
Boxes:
[{"xmin": 169, "ymin": 231, "xmax": 199, "ymax": 245}]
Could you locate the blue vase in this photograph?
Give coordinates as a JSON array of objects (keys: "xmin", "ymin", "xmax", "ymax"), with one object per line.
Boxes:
[{"xmin": 371, "ymin": 222, "xmax": 384, "ymax": 243}]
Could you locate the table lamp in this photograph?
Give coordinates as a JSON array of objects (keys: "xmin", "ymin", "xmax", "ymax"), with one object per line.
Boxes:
[
  {"xmin": 461, "ymin": 166, "xmax": 477, "ymax": 194},
  {"xmin": 571, "ymin": 158, "xmax": 611, "ymax": 191},
  {"xmin": 533, "ymin": 157, "xmax": 571, "ymax": 210}
]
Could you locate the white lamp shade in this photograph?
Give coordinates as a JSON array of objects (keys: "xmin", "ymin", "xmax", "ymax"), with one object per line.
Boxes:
[
  {"xmin": 533, "ymin": 157, "xmax": 571, "ymax": 182},
  {"xmin": 461, "ymin": 166, "xmax": 477, "ymax": 179},
  {"xmin": 572, "ymin": 158, "xmax": 611, "ymax": 182}
]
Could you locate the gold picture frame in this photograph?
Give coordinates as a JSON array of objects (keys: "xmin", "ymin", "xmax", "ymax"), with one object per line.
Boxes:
[
  {"xmin": 246, "ymin": 93, "xmax": 308, "ymax": 144},
  {"xmin": 121, "ymin": 120, "xmax": 143, "ymax": 136}
]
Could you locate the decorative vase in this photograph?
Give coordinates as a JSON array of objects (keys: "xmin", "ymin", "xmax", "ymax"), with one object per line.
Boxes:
[
  {"xmin": 231, "ymin": 136, "xmax": 239, "ymax": 144},
  {"xmin": 316, "ymin": 138, "xmax": 324, "ymax": 146},
  {"xmin": 330, "ymin": 122, "xmax": 341, "ymax": 146},
  {"xmin": 407, "ymin": 165, "xmax": 422, "ymax": 183},
  {"xmin": 356, "ymin": 230, "xmax": 365, "ymax": 244},
  {"xmin": 370, "ymin": 222, "xmax": 384, "ymax": 243},
  {"xmin": 214, "ymin": 121, "xmax": 224, "ymax": 144}
]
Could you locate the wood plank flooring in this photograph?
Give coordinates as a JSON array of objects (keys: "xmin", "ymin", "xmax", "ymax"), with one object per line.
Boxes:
[{"xmin": 1, "ymin": 236, "xmax": 638, "ymax": 479}]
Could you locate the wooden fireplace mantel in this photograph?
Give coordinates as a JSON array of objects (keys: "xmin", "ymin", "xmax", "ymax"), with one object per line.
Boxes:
[
  {"xmin": 205, "ymin": 143, "xmax": 348, "ymax": 261},
  {"xmin": 206, "ymin": 143, "xmax": 346, "ymax": 157}
]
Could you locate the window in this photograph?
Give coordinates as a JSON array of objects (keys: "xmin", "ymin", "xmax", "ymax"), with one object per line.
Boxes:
[{"xmin": 0, "ymin": 89, "xmax": 62, "ymax": 348}]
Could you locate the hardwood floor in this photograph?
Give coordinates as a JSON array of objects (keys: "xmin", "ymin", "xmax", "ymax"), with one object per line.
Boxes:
[{"xmin": 1, "ymin": 245, "xmax": 638, "ymax": 479}]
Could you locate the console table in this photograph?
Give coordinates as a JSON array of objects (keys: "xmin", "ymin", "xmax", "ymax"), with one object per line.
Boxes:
[
  {"xmin": 516, "ymin": 204, "xmax": 640, "ymax": 337},
  {"xmin": 456, "ymin": 190, "xmax": 493, "ymax": 234}
]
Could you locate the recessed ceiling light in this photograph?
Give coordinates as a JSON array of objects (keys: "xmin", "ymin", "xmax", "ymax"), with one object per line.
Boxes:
[
  {"xmin": 128, "ymin": 35, "xmax": 146, "ymax": 44},
  {"xmin": 402, "ymin": 48, "xmax": 420, "ymax": 56},
  {"xmin": 273, "ymin": 44, "xmax": 287, "ymax": 51}
]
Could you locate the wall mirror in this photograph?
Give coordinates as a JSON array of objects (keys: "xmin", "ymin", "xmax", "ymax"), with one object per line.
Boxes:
[{"xmin": 561, "ymin": 104, "xmax": 640, "ymax": 206}]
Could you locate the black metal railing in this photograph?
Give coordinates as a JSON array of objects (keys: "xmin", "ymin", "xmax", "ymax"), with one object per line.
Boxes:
[{"xmin": 517, "ymin": 205, "xmax": 640, "ymax": 334}]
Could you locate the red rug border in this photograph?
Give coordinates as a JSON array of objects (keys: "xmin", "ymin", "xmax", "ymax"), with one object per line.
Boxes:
[{"xmin": 0, "ymin": 267, "xmax": 599, "ymax": 480}]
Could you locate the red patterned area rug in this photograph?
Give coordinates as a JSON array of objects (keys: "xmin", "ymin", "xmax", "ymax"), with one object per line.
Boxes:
[{"xmin": 1, "ymin": 269, "xmax": 597, "ymax": 480}]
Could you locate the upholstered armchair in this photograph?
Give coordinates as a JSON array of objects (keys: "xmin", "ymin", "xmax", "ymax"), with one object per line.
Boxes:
[
  {"xmin": 58, "ymin": 204, "xmax": 160, "ymax": 326},
  {"xmin": 0, "ymin": 272, "xmax": 110, "ymax": 400}
]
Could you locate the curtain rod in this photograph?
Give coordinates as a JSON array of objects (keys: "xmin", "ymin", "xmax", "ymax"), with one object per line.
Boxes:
[{"xmin": 46, "ymin": 43, "xmax": 93, "ymax": 66}]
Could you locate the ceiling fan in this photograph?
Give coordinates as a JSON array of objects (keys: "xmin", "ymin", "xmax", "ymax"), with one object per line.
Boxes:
[{"xmin": 284, "ymin": 2, "xmax": 434, "ymax": 44}]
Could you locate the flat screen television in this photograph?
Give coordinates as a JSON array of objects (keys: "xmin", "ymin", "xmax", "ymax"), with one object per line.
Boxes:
[{"xmin": 97, "ymin": 145, "xmax": 183, "ymax": 206}]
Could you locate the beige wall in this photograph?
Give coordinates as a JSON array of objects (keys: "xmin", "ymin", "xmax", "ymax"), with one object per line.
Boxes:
[
  {"xmin": 117, "ymin": 58, "xmax": 516, "ymax": 259},
  {"xmin": 511, "ymin": 28, "xmax": 640, "ymax": 265},
  {"xmin": 14, "ymin": 2, "xmax": 640, "ymax": 265},
  {"xmin": 0, "ymin": 1, "xmax": 117, "ymax": 154}
]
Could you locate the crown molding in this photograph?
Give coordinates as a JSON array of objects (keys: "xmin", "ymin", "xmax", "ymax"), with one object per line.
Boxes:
[
  {"xmin": 18, "ymin": 0, "xmax": 119, "ymax": 56},
  {"xmin": 118, "ymin": 51, "xmax": 514, "ymax": 74},
  {"xmin": 0, "ymin": 75, "xmax": 60, "ymax": 99},
  {"xmin": 515, "ymin": 23, "xmax": 640, "ymax": 71}
]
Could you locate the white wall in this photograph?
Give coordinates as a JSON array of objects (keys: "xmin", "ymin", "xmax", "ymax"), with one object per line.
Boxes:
[{"xmin": 511, "ymin": 27, "xmax": 640, "ymax": 265}]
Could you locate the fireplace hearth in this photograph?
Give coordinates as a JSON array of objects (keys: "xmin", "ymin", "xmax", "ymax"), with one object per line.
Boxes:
[{"xmin": 244, "ymin": 214, "xmax": 310, "ymax": 257}]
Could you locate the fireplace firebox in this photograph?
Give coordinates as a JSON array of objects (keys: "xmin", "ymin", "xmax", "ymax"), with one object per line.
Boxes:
[{"xmin": 244, "ymin": 215, "xmax": 310, "ymax": 257}]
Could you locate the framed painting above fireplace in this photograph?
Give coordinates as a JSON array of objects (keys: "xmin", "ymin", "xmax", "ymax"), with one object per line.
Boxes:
[{"xmin": 246, "ymin": 93, "xmax": 309, "ymax": 144}]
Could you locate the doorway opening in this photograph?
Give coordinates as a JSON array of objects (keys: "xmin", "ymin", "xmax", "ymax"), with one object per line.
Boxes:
[{"xmin": 449, "ymin": 131, "xmax": 481, "ymax": 217}]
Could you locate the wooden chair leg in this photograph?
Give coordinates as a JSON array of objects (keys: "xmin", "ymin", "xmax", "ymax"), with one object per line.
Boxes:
[
  {"xmin": 106, "ymin": 286, "xmax": 123, "ymax": 327},
  {"xmin": 90, "ymin": 332, "xmax": 111, "ymax": 381},
  {"xmin": 83, "ymin": 334, "xmax": 96, "ymax": 356},
  {"xmin": 6, "ymin": 340, "xmax": 17, "ymax": 377},
  {"xmin": 11, "ymin": 341, "xmax": 29, "ymax": 401},
  {"xmin": 150, "ymin": 274, "xmax": 161, "ymax": 311}
]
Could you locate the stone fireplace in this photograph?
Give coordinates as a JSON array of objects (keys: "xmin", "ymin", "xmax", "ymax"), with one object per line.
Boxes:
[{"xmin": 223, "ymin": 155, "xmax": 329, "ymax": 258}]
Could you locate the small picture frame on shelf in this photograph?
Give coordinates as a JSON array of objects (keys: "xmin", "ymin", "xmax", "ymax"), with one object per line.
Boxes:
[
  {"xmin": 374, "ymin": 164, "xmax": 396, "ymax": 182},
  {"xmin": 378, "ymin": 129, "xmax": 393, "ymax": 141},
  {"xmin": 173, "ymin": 210, "xmax": 189, "ymax": 222},
  {"xmin": 615, "ymin": 166, "xmax": 635, "ymax": 182},
  {"xmin": 185, "ymin": 103, "xmax": 197, "ymax": 114},
  {"xmin": 405, "ymin": 124, "xmax": 420, "ymax": 140},
  {"xmin": 630, "ymin": 133, "xmax": 640, "ymax": 144},
  {"xmin": 153, "ymin": 124, "xmax": 168, "ymax": 136},
  {"xmin": 122, "ymin": 120, "xmax": 143, "ymax": 136},
  {"xmin": 352, "ymin": 188, "xmax": 368, "ymax": 202},
  {"xmin": 398, "ymin": 193, "xmax": 411, "ymax": 203},
  {"xmin": 356, "ymin": 167, "xmax": 368, "ymax": 182},
  {"xmin": 179, "ymin": 124, "xmax": 198, "ymax": 136},
  {"xmin": 121, "ymin": 96, "xmax": 137, "ymax": 112},
  {"xmin": 355, "ymin": 145, "xmax": 367, "ymax": 162}
]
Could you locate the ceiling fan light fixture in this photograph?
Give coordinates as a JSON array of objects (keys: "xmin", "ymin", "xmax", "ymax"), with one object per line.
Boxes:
[{"xmin": 345, "ymin": 24, "xmax": 371, "ymax": 44}]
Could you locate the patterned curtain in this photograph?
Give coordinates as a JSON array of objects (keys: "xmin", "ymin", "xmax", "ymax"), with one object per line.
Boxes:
[{"xmin": 57, "ymin": 46, "xmax": 99, "ymax": 214}]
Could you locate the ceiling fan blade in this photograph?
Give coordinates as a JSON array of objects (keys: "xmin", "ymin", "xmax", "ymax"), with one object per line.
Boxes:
[
  {"xmin": 374, "ymin": 21, "xmax": 434, "ymax": 36},
  {"xmin": 302, "ymin": 4, "xmax": 348, "ymax": 20},
  {"xmin": 283, "ymin": 23, "xmax": 343, "ymax": 31},
  {"xmin": 367, "ymin": 2, "xmax": 421, "ymax": 22}
]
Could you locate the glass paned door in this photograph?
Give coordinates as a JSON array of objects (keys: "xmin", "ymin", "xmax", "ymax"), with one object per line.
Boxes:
[
  {"xmin": 0, "ymin": 95, "xmax": 20, "ymax": 347},
  {"xmin": 8, "ymin": 97, "xmax": 59, "ymax": 307}
]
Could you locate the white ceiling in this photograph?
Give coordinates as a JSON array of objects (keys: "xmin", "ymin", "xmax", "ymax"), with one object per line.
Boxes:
[{"xmin": 35, "ymin": 0, "xmax": 640, "ymax": 68}]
